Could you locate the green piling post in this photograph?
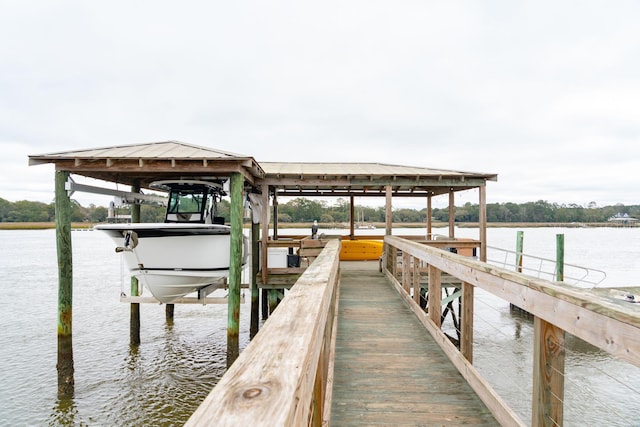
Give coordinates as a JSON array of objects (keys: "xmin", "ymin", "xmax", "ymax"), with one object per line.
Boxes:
[
  {"xmin": 250, "ymin": 219, "xmax": 260, "ymax": 339},
  {"xmin": 227, "ymin": 173, "xmax": 244, "ymax": 367},
  {"xmin": 515, "ymin": 231, "xmax": 524, "ymax": 273},
  {"xmin": 55, "ymin": 170, "xmax": 74, "ymax": 397},
  {"xmin": 130, "ymin": 183, "xmax": 141, "ymax": 345},
  {"xmin": 165, "ymin": 304, "xmax": 174, "ymax": 324},
  {"xmin": 556, "ymin": 234, "xmax": 564, "ymax": 282},
  {"xmin": 261, "ymin": 287, "xmax": 268, "ymax": 320}
]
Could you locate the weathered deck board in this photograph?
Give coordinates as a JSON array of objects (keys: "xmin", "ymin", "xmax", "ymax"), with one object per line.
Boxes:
[{"xmin": 330, "ymin": 261, "xmax": 498, "ymax": 426}]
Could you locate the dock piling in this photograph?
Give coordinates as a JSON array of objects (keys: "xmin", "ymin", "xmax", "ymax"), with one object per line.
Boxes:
[
  {"xmin": 226, "ymin": 172, "xmax": 244, "ymax": 367},
  {"xmin": 250, "ymin": 219, "xmax": 260, "ymax": 338},
  {"xmin": 55, "ymin": 170, "xmax": 74, "ymax": 397},
  {"xmin": 165, "ymin": 304, "xmax": 175, "ymax": 323},
  {"xmin": 555, "ymin": 234, "xmax": 564, "ymax": 281},
  {"xmin": 130, "ymin": 185, "xmax": 141, "ymax": 345}
]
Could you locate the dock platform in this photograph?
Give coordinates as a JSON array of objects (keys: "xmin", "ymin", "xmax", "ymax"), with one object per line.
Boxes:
[{"xmin": 330, "ymin": 261, "xmax": 498, "ymax": 426}]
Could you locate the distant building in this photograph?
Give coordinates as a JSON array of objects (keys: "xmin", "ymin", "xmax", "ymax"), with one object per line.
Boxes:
[{"xmin": 608, "ymin": 213, "xmax": 638, "ymax": 225}]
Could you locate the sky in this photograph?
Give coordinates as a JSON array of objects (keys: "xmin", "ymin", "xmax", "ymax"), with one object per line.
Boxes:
[{"xmin": 1, "ymin": 1, "xmax": 639, "ymax": 209}]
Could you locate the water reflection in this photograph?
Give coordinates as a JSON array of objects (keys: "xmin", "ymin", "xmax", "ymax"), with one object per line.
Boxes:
[
  {"xmin": 57, "ymin": 335, "xmax": 74, "ymax": 399},
  {"xmin": 48, "ymin": 396, "xmax": 79, "ymax": 426}
]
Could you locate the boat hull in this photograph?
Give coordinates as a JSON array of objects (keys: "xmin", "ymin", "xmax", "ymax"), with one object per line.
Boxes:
[{"xmin": 95, "ymin": 223, "xmax": 245, "ymax": 303}]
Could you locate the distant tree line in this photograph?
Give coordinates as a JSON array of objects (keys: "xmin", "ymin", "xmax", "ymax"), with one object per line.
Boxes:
[
  {"xmin": 0, "ymin": 197, "xmax": 165, "ymax": 223},
  {"xmin": 1, "ymin": 197, "xmax": 638, "ymax": 224},
  {"xmin": 276, "ymin": 198, "xmax": 640, "ymax": 224}
]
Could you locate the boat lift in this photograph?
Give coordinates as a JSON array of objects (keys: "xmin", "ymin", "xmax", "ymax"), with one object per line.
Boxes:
[{"xmin": 65, "ymin": 176, "xmax": 168, "ymax": 206}]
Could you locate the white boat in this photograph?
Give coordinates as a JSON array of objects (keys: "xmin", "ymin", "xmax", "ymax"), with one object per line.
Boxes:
[{"xmin": 95, "ymin": 180, "xmax": 247, "ymax": 303}]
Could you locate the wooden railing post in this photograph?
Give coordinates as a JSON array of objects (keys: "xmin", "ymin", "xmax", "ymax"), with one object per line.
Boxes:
[
  {"xmin": 533, "ymin": 317, "xmax": 565, "ymax": 427},
  {"xmin": 460, "ymin": 282, "xmax": 474, "ymax": 362},
  {"xmin": 402, "ymin": 252, "xmax": 411, "ymax": 293},
  {"xmin": 412, "ymin": 259, "xmax": 421, "ymax": 305},
  {"xmin": 428, "ymin": 265, "xmax": 441, "ymax": 327}
]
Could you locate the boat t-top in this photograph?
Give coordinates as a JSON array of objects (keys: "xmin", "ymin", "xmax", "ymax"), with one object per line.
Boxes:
[{"xmin": 95, "ymin": 179, "xmax": 247, "ymax": 303}]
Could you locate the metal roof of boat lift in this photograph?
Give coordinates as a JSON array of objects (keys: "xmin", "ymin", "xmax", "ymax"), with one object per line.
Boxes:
[
  {"xmin": 260, "ymin": 162, "xmax": 497, "ymax": 197},
  {"xmin": 28, "ymin": 140, "xmax": 265, "ymax": 188},
  {"xmin": 28, "ymin": 140, "xmax": 497, "ymax": 195}
]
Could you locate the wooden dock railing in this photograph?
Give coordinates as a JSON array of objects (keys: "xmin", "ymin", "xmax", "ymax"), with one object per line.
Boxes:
[
  {"xmin": 383, "ymin": 235, "xmax": 640, "ymax": 427},
  {"xmin": 185, "ymin": 239, "xmax": 341, "ymax": 427}
]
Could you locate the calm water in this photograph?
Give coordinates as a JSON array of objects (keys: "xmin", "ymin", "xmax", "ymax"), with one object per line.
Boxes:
[
  {"xmin": 0, "ymin": 229, "xmax": 251, "ymax": 426},
  {"xmin": 0, "ymin": 226, "xmax": 639, "ymax": 426}
]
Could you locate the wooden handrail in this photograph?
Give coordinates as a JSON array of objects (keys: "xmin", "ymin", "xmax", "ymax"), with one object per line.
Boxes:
[
  {"xmin": 384, "ymin": 235, "xmax": 640, "ymax": 427},
  {"xmin": 185, "ymin": 239, "xmax": 341, "ymax": 427},
  {"xmin": 386, "ymin": 236, "xmax": 640, "ymax": 361}
]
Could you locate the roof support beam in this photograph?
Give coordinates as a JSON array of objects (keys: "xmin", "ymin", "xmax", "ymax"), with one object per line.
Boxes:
[
  {"xmin": 262, "ymin": 177, "xmax": 487, "ymax": 188},
  {"xmin": 385, "ymin": 185, "xmax": 392, "ymax": 236},
  {"xmin": 449, "ymin": 189, "xmax": 455, "ymax": 238},
  {"xmin": 479, "ymin": 185, "xmax": 487, "ymax": 262}
]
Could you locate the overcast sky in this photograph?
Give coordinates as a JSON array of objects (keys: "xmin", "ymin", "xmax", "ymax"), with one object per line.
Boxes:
[{"xmin": 1, "ymin": 1, "xmax": 638, "ymax": 209}]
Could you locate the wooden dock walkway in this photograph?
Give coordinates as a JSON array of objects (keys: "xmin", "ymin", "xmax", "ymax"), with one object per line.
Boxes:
[{"xmin": 330, "ymin": 261, "xmax": 498, "ymax": 426}]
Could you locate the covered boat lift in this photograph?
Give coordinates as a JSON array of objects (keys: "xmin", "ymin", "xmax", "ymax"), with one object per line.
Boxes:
[{"xmin": 29, "ymin": 140, "xmax": 497, "ymax": 396}]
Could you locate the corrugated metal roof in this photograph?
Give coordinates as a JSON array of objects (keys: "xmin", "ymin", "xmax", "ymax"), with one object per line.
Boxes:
[
  {"xmin": 261, "ymin": 162, "xmax": 497, "ymax": 180},
  {"xmin": 30, "ymin": 140, "xmax": 250, "ymax": 160},
  {"xmin": 28, "ymin": 141, "xmax": 497, "ymax": 195}
]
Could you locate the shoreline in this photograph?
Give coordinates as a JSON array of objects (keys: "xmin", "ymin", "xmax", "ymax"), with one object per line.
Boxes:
[{"xmin": 0, "ymin": 221, "xmax": 636, "ymax": 230}]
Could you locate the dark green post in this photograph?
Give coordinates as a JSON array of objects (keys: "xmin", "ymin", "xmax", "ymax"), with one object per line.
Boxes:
[
  {"xmin": 250, "ymin": 219, "xmax": 260, "ymax": 339},
  {"xmin": 268, "ymin": 289, "xmax": 279, "ymax": 314},
  {"xmin": 515, "ymin": 231, "xmax": 524, "ymax": 273},
  {"xmin": 165, "ymin": 304, "xmax": 174, "ymax": 324},
  {"xmin": 556, "ymin": 234, "xmax": 564, "ymax": 282},
  {"xmin": 55, "ymin": 170, "xmax": 74, "ymax": 397},
  {"xmin": 261, "ymin": 287, "xmax": 268, "ymax": 320},
  {"xmin": 130, "ymin": 183, "xmax": 141, "ymax": 345},
  {"xmin": 227, "ymin": 172, "xmax": 244, "ymax": 367}
]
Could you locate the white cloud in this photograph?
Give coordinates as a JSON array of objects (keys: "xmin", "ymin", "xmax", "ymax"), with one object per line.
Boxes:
[{"xmin": 1, "ymin": 1, "xmax": 638, "ymax": 209}]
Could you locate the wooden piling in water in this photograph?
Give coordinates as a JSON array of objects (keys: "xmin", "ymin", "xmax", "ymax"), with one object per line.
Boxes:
[
  {"xmin": 268, "ymin": 289, "xmax": 279, "ymax": 314},
  {"xmin": 165, "ymin": 304, "xmax": 175, "ymax": 323},
  {"xmin": 261, "ymin": 285, "xmax": 268, "ymax": 320},
  {"xmin": 130, "ymin": 183, "xmax": 141, "ymax": 345},
  {"xmin": 556, "ymin": 234, "xmax": 564, "ymax": 281},
  {"xmin": 227, "ymin": 172, "xmax": 244, "ymax": 367},
  {"xmin": 515, "ymin": 230, "xmax": 524, "ymax": 273},
  {"xmin": 260, "ymin": 188, "xmax": 269, "ymax": 312},
  {"xmin": 250, "ymin": 220, "xmax": 260, "ymax": 339},
  {"xmin": 510, "ymin": 230, "xmax": 528, "ymax": 315},
  {"xmin": 130, "ymin": 275, "xmax": 141, "ymax": 344},
  {"xmin": 55, "ymin": 170, "xmax": 74, "ymax": 397}
]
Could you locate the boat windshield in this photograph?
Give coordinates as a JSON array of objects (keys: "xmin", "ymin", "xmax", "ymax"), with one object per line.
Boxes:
[{"xmin": 166, "ymin": 190, "xmax": 206, "ymax": 222}]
